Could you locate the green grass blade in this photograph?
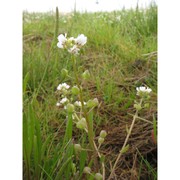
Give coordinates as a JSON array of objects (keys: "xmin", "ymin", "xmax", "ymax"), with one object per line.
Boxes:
[
  {"xmin": 63, "ymin": 112, "xmax": 73, "ymax": 146},
  {"xmin": 153, "ymin": 114, "xmax": 157, "ymax": 142},
  {"xmin": 23, "ymin": 72, "xmax": 30, "ymax": 94},
  {"xmin": 55, "ymin": 155, "xmax": 74, "ymax": 180}
]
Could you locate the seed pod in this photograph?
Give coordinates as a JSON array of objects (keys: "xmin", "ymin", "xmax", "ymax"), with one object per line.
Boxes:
[
  {"xmin": 100, "ymin": 130, "xmax": 107, "ymax": 138},
  {"xmin": 87, "ymin": 98, "xmax": 99, "ymax": 108},
  {"xmin": 95, "ymin": 173, "xmax": 103, "ymax": 180},
  {"xmin": 76, "ymin": 118, "xmax": 87, "ymax": 129},
  {"xmin": 74, "ymin": 144, "xmax": 82, "ymax": 151},
  {"xmin": 83, "ymin": 167, "xmax": 91, "ymax": 174},
  {"xmin": 98, "ymin": 137, "xmax": 104, "ymax": 144},
  {"xmin": 134, "ymin": 103, "xmax": 142, "ymax": 110},
  {"xmin": 61, "ymin": 68, "xmax": 68, "ymax": 77},
  {"xmin": 66, "ymin": 103, "xmax": 75, "ymax": 113},
  {"xmin": 71, "ymin": 86, "xmax": 80, "ymax": 95}
]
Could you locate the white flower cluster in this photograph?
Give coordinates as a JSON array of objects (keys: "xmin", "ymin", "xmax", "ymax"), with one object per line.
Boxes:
[
  {"xmin": 57, "ymin": 83, "xmax": 70, "ymax": 91},
  {"xmin": 56, "ymin": 83, "xmax": 70, "ymax": 107},
  {"xmin": 136, "ymin": 86, "xmax": 152, "ymax": 96},
  {"xmin": 56, "ymin": 97, "xmax": 69, "ymax": 107},
  {"xmin": 57, "ymin": 33, "xmax": 87, "ymax": 55},
  {"xmin": 74, "ymin": 101, "xmax": 86, "ymax": 107}
]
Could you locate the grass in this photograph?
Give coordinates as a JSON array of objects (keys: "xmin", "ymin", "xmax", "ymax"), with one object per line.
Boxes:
[{"xmin": 23, "ymin": 3, "xmax": 157, "ymax": 179}]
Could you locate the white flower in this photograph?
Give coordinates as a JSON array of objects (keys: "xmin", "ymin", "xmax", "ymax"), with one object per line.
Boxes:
[
  {"xmin": 136, "ymin": 86, "xmax": 152, "ymax": 96},
  {"xmin": 57, "ymin": 34, "xmax": 67, "ymax": 48},
  {"xmin": 57, "ymin": 83, "xmax": 70, "ymax": 91},
  {"xmin": 74, "ymin": 101, "xmax": 86, "ymax": 107},
  {"xmin": 56, "ymin": 97, "xmax": 69, "ymax": 107},
  {"xmin": 56, "ymin": 102, "xmax": 60, "ymax": 106},
  {"xmin": 75, "ymin": 34, "xmax": 87, "ymax": 46},
  {"xmin": 74, "ymin": 101, "xmax": 81, "ymax": 107},
  {"xmin": 68, "ymin": 45, "xmax": 80, "ymax": 55},
  {"xmin": 60, "ymin": 97, "xmax": 68, "ymax": 104}
]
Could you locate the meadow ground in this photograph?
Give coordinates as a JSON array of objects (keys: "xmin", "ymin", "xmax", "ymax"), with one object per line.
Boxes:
[{"xmin": 23, "ymin": 4, "xmax": 157, "ymax": 179}]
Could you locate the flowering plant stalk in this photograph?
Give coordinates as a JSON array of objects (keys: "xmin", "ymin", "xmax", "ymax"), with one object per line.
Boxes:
[
  {"xmin": 108, "ymin": 86, "xmax": 152, "ymax": 179},
  {"xmin": 72, "ymin": 55, "xmax": 95, "ymax": 150},
  {"xmin": 56, "ymin": 33, "xmax": 106, "ymax": 179}
]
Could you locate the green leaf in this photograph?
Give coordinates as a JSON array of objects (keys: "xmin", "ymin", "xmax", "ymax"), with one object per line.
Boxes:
[
  {"xmin": 153, "ymin": 114, "xmax": 157, "ymax": 142},
  {"xmin": 23, "ymin": 72, "xmax": 30, "ymax": 94},
  {"xmin": 63, "ymin": 112, "xmax": 73, "ymax": 145},
  {"xmin": 88, "ymin": 110, "xmax": 94, "ymax": 137},
  {"xmin": 55, "ymin": 155, "xmax": 74, "ymax": 180},
  {"xmin": 79, "ymin": 150, "xmax": 87, "ymax": 174}
]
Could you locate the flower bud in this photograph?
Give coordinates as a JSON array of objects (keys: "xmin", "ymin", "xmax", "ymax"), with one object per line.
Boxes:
[
  {"xmin": 94, "ymin": 173, "xmax": 103, "ymax": 180},
  {"xmin": 82, "ymin": 70, "xmax": 90, "ymax": 80},
  {"xmin": 74, "ymin": 144, "xmax": 82, "ymax": 151},
  {"xmin": 134, "ymin": 103, "xmax": 142, "ymax": 111},
  {"xmin": 66, "ymin": 103, "xmax": 75, "ymax": 113},
  {"xmin": 71, "ymin": 86, "xmax": 80, "ymax": 95},
  {"xmin": 87, "ymin": 98, "xmax": 99, "ymax": 108},
  {"xmin": 98, "ymin": 137, "xmax": 104, "ymax": 144},
  {"xmin": 61, "ymin": 68, "xmax": 68, "ymax": 77},
  {"xmin": 87, "ymin": 99, "xmax": 94, "ymax": 108},
  {"xmin": 93, "ymin": 98, "xmax": 99, "ymax": 106},
  {"xmin": 76, "ymin": 118, "xmax": 87, "ymax": 129},
  {"xmin": 83, "ymin": 167, "xmax": 91, "ymax": 174},
  {"xmin": 62, "ymin": 89, "xmax": 68, "ymax": 95},
  {"xmin": 100, "ymin": 130, "xmax": 107, "ymax": 138}
]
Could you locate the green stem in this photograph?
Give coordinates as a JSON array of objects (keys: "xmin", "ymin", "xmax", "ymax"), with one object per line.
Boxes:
[
  {"xmin": 72, "ymin": 56, "xmax": 95, "ymax": 151},
  {"xmin": 108, "ymin": 99, "xmax": 143, "ymax": 180}
]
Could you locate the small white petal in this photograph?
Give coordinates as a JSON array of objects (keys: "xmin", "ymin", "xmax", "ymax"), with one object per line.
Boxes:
[
  {"xmin": 68, "ymin": 45, "xmax": 80, "ymax": 55},
  {"xmin": 60, "ymin": 97, "xmax": 68, "ymax": 104},
  {"xmin": 57, "ymin": 42, "xmax": 64, "ymax": 48},
  {"xmin": 56, "ymin": 102, "xmax": 60, "ymax": 106},
  {"xmin": 57, "ymin": 34, "xmax": 67, "ymax": 42},
  {"xmin": 74, "ymin": 101, "xmax": 82, "ymax": 107},
  {"xmin": 57, "ymin": 83, "xmax": 70, "ymax": 91},
  {"xmin": 136, "ymin": 86, "xmax": 152, "ymax": 96},
  {"xmin": 75, "ymin": 34, "xmax": 87, "ymax": 46},
  {"xmin": 146, "ymin": 88, "xmax": 152, "ymax": 93},
  {"xmin": 140, "ymin": 87, "xmax": 146, "ymax": 91}
]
